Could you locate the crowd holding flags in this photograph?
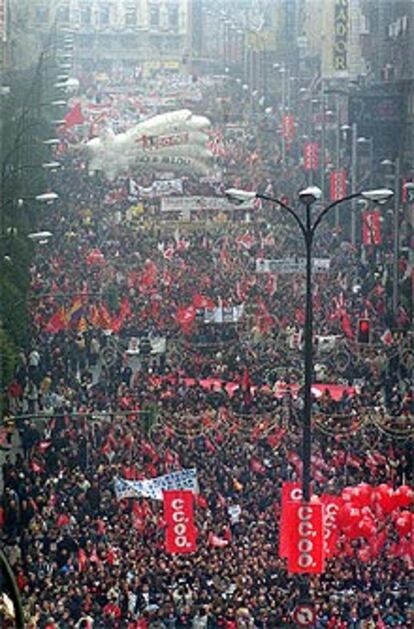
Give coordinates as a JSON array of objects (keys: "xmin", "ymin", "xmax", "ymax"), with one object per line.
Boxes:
[{"xmin": 43, "ymin": 296, "xmax": 133, "ymax": 334}]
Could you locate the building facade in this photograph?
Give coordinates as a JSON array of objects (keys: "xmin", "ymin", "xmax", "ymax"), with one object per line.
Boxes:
[{"xmin": 9, "ymin": 0, "xmax": 190, "ymax": 74}]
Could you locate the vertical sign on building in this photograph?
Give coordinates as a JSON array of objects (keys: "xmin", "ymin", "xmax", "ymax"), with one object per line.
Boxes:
[
  {"xmin": 330, "ymin": 170, "xmax": 347, "ymax": 201},
  {"xmin": 304, "ymin": 142, "xmax": 319, "ymax": 171},
  {"xmin": 0, "ymin": 0, "xmax": 6, "ymax": 43},
  {"xmin": 333, "ymin": 0, "xmax": 349, "ymax": 72}
]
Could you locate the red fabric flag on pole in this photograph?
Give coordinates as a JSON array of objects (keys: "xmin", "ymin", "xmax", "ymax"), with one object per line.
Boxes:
[
  {"xmin": 163, "ymin": 490, "xmax": 197, "ymax": 554},
  {"xmin": 63, "ymin": 102, "xmax": 85, "ymax": 128},
  {"xmin": 44, "ymin": 306, "xmax": 67, "ymax": 333},
  {"xmin": 287, "ymin": 501, "xmax": 325, "ymax": 574},
  {"xmin": 176, "ymin": 305, "xmax": 196, "ymax": 333}
]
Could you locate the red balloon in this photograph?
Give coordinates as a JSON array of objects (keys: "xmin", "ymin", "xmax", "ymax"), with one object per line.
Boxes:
[
  {"xmin": 393, "ymin": 485, "xmax": 414, "ymax": 509},
  {"xmin": 342, "ymin": 486, "xmax": 355, "ymax": 502},
  {"xmin": 338, "ymin": 503, "xmax": 361, "ymax": 530},
  {"xmin": 351, "ymin": 483, "xmax": 373, "ymax": 508},
  {"xmin": 373, "ymin": 484, "xmax": 396, "ymax": 514},
  {"xmin": 358, "ymin": 516, "xmax": 376, "ymax": 538},
  {"xmin": 395, "ymin": 511, "xmax": 412, "ymax": 537}
]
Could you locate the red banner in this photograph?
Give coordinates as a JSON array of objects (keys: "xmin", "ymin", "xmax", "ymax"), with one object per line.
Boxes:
[
  {"xmin": 402, "ymin": 178, "xmax": 414, "ymax": 204},
  {"xmin": 330, "ymin": 170, "xmax": 347, "ymax": 201},
  {"xmin": 321, "ymin": 495, "xmax": 342, "ymax": 558},
  {"xmin": 287, "ymin": 502, "xmax": 325, "ymax": 574},
  {"xmin": 304, "ymin": 142, "xmax": 319, "ymax": 171},
  {"xmin": 282, "ymin": 113, "xmax": 295, "ymax": 143},
  {"xmin": 164, "ymin": 490, "xmax": 197, "ymax": 554},
  {"xmin": 279, "ymin": 482, "xmax": 302, "ymax": 558},
  {"xmin": 362, "ymin": 210, "xmax": 381, "ymax": 245}
]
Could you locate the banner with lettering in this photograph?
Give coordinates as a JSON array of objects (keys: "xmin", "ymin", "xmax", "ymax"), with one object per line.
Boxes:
[
  {"xmin": 321, "ymin": 495, "xmax": 342, "ymax": 558},
  {"xmin": 330, "ymin": 169, "xmax": 347, "ymax": 201},
  {"xmin": 362, "ymin": 210, "xmax": 381, "ymax": 245},
  {"xmin": 129, "ymin": 177, "xmax": 183, "ymax": 199},
  {"xmin": 161, "ymin": 196, "xmax": 254, "ymax": 212},
  {"xmin": 287, "ymin": 502, "xmax": 325, "ymax": 574},
  {"xmin": 282, "ymin": 113, "xmax": 295, "ymax": 144},
  {"xmin": 256, "ymin": 258, "xmax": 330, "ymax": 274},
  {"xmin": 114, "ymin": 468, "xmax": 198, "ymax": 501},
  {"xmin": 304, "ymin": 142, "xmax": 319, "ymax": 171},
  {"xmin": 279, "ymin": 482, "xmax": 302, "ymax": 558},
  {"xmin": 333, "ymin": 0, "xmax": 349, "ymax": 73},
  {"xmin": 201, "ymin": 305, "xmax": 244, "ymax": 324},
  {"xmin": 164, "ymin": 490, "xmax": 197, "ymax": 554}
]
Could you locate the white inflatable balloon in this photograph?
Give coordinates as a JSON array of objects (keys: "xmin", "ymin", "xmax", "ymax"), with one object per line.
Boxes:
[{"xmin": 84, "ymin": 109, "xmax": 214, "ymax": 180}]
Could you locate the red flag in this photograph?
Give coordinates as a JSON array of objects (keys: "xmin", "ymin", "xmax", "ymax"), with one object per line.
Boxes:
[
  {"xmin": 176, "ymin": 305, "xmax": 196, "ymax": 332},
  {"xmin": 86, "ymin": 248, "xmax": 105, "ymax": 266},
  {"xmin": 163, "ymin": 490, "xmax": 197, "ymax": 554},
  {"xmin": 78, "ymin": 548, "xmax": 87, "ymax": 572},
  {"xmin": 192, "ymin": 293, "xmax": 215, "ymax": 309},
  {"xmin": 279, "ymin": 482, "xmax": 302, "ymax": 558},
  {"xmin": 287, "ymin": 501, "xmax": 325, "ymax": 574},
  {"xmin": 98, "ymin": 304, "xmax": 113, "ymax": 330},
  {"xmin": 29, "ymin": 460, "xmax": 44, "ymax": 474},
  {"xmin": 250, "ymin": 457, "xmax": 266, "ymax": 475},
  {"xmin": 56, "ymin": 513, "xmax": 70, "ymax": 527},
  {"xmin": 341, "ymin": 312, "xmax": 353, "ymax": 339},
  {"xmin": 380, "ymin": 328, "xmax": 393, "ymax": 345},
  {"xmin": 132, "ymin": 501, "xmax": 145, "ymax": 532},
  {"xmin": 112, "ymin": 297, "xmax": 132, "ymax": 333},
  {"xmin": 44, "ymin": 307, "xmax": 67, "ymax": 333},
  {"xmin": 207, "ymin": 532, "xmax": 229, "ymax": 548},
  {"xmin": 321, "ymin": 495, "xmax": 343, "ymax": 558},
  {"xmin": 63, "ymin": 102, "xmax": 85, "ymax": 127}
]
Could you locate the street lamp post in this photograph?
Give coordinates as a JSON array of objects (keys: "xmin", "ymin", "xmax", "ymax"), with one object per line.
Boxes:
[{"xmin": 225, "ymin": 184, "xmax": 393, "ymax": 586}]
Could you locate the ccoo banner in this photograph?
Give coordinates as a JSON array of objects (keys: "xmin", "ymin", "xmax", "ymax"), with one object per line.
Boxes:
[
  {"xmin": 287, "ymin": 501, "xmax": 325, "ymax": 574},
  {"xmin": 279, "ymin": 482, "xmax": 302, "ymax": 558},
  {"xmin": 321, "ymin": 495, "xmax": 343, "ymax": 558},
  {"xmin": 164, "ymin": 490, "xmax": 197, "ymax": 554}
]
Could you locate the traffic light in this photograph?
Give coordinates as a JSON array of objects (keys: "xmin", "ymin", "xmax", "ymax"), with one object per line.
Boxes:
[{"xmin": 357, "ymin": 318, "xmax": 371, "ymax": 344}]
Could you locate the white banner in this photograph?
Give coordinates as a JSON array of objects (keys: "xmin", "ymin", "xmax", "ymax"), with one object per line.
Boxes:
[
  {"xmin": 114, "ymin": 468, "xmax": 198, "ymax": 501},
  {"xmin": 256, "ymin": 258, "xmax": 330, "ymax": 274},
  {"xmin": 200, "ymin": 305, "xmax": 244, "ymax": 324},
  {"xmin": 129, "ymin": 178, "xmax": 183, "ymax": 199},
  {"xmin": 126, "ymin": 336, "xmax": 166, "ymax": 355},
  {"xmin": 161, "ymin": 196, "xmax": 253, "ymax": 213}
]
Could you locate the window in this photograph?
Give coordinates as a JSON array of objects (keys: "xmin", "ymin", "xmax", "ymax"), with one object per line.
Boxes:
[
  {"xmin": 150, "ymin": 6, "xmax": 160, "ymax": 28},
  {"xmin": 57, "ymin": 5, "xmax": 70, "ymax": 23},
  {"xmin": 99, "ymin": 4, "xmax": 110, "ymax": 26},
  {"xmin": 168, "ymin": 7, "xmax": 179, "ymax": 30},
  {"xmin": 35, "ymin": 5, "xmax": 49, "ymax": 24},
  {"xmin": 80, "ymin": 4, "xmax": 92, "ymax": 26},
  {"xmin": 125, "ymin": 4, "xmax": 137, "ymax": 27}
]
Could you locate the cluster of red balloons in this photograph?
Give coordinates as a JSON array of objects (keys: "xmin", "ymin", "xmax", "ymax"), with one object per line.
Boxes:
[{"xmin": 337, "ymin": 483, "xmax": 413, "ymax": 541}]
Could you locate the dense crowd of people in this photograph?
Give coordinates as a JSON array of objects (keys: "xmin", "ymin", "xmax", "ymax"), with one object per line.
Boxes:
[{"xmin": 1, "ymin": 68, "xmax": 413, "ymax": 628}]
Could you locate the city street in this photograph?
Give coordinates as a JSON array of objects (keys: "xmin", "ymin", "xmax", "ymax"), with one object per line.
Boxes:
[{"xmin": 0, "ymin": 1, "xmax": 413, "ymax": 628}]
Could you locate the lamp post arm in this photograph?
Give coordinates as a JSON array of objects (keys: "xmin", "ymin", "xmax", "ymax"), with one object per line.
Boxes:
[
  {"xmin": 256, "ymin": 193, "xmax": 307, "ymax": 239},
  {"xmin": 311, "ymin": 192, "xmax": 362, "ymax": 235}
]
